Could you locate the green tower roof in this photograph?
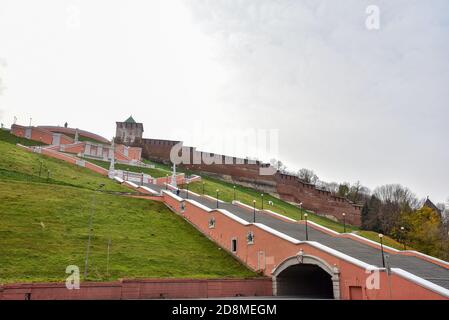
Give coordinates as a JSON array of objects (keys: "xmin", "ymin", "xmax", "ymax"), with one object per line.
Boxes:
[{"xmin": 124, "ymin": 115, "xmax": 136, "ymax": 123}]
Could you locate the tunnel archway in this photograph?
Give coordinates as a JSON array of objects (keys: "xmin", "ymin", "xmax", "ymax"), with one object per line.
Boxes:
[{"xmin": 272, "ymin": 253, "xmax": 340, "ymax": 299}]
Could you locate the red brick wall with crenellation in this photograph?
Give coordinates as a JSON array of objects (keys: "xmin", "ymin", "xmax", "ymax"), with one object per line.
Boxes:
[{"xmin": 137, "ymin": 138, "xmax": 362, "ymax": 226}]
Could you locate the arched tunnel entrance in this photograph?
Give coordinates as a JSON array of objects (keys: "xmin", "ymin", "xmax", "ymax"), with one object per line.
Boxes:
[
  {"xmin": 273, "ymin": 254, "xmax": 340, "ymax": 299},
  {"xmin": 275, "ymin": 264, "xmax": 333, "ymax": 298}
]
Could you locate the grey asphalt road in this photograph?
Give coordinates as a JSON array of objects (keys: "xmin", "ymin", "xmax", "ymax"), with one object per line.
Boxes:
[{"xmin": 145, "ymin": 183, "xmax": 449, "ymax": 290}]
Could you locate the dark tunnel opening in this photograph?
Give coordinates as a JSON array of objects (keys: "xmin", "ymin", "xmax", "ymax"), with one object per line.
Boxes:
[{"xmin": 276, "ymin": 264, "xmax": 334, "ymax": 299}]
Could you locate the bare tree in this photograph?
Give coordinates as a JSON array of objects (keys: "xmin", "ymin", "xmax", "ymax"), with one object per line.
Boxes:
[
  {"xmin": 315, "ymin": 181, "xmax": 340, "ymax": 194},
  {"xmin": 348, "ymin": 181, "xmax": 371, "ymax": 203},
  {"xmin": 297, "ymin": 168, "xmax": 319, "ymax": 184},
  {"xmin": 373, "ymin": 184, "xmax": 418, "ymax": 233},
  {"xmin": 374, "ymin": 184, "xmax": 418, "ymax": 208},
  {"xmin": 326, "ymin": 182, "xmax": 340, "ymax": 194},
  {"xmin": 315, "ymin": 180, "xmax": 329, "ymax": 191},
  {"xmin": 270, "ymin": 158, "xmax": 287, "ymax": 173}
]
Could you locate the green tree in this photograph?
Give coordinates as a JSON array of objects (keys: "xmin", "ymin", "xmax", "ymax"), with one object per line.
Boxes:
[
  {"xmin": 337, "ymin": 183, "xmax": 350, "ymax": 198},
  {"xmin": 362, "ymin": 195, "xmax": 382, "ymax": 232}
]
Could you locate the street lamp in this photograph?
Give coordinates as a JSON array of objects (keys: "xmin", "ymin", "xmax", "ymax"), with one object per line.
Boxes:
[
  {"xmin": 39, "ymin": 160, "xmax": 43, "ymax": 177},
  {"xmin": 216, "ymin": 189, "xmax": 219, "ymax": 208},
  {"xmin": 379, "ymin": 233, "xmax": 385, "ymax": 268},
  {"xmin": 233, "ymin": 186, "xmax": 236, "ymax": 202},
  {"xmin": 299, "ymin": 202, "xmax": 303, "ymax": 220},
  {"xmin": 165, "ymin": 174, "xmax": 168, "ymax": 190},
  {"xmin": 342, "ymin": 213, "xmax": 346, "ymax": 233},
  {"xmin": 304, "ymin": 213, "xmax": 309, "ymax": 241},
  {"xmin": 202, "ymin": 182, "xmax": 205, "ymax": 195},
  {"xmin": 261, "ymin": 193, "xmax": 264, "ymax": 210},
  {"xmin": 186, "ymin": 181, "xmax": 190, "ymax": 199},
  {"xmin": 400, "ymin": 226, "xmax": 406, "ymax": 250},
  {"xmin": 253, "ymin": 200, "xmax": 256, "ymax": 223},
  {"xmin": 84, "ymin": 183, "xmax": 105, "ymax": 279}
]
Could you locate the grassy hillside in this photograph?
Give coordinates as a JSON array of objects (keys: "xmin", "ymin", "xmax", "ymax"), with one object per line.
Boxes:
[
  {"xmin": 356, "ymin": 230, "xmax": 409, "ymax": 250},
  {"xmin": 63, "ymin": 133, "xmax": 106, "ymax": 144},
  {"xmin": 0, "ymin": 139, "xmax": 129, "ymax": 193},
  {"xmin": 0, "ymin": 128, "xmax": 47, "ymax": 146},
  {"xmin": 86, "ymin": 158, "xmax": 170, "ymax": 178},
  {"xmin": 0, "ymin": 181, "xmax": 255, "ymax": 283}
]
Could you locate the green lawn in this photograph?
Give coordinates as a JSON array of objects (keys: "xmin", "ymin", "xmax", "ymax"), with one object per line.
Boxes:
[
  {"xmin": 0, "ymin": 139, "xmax": 130, "ymax": 193},
  {"xmin": 85, "ymin": 158, "xmax": 171, "ymax": 178},
  {"xmin": 356, "ymin": 230, "xmax": 407, "ymax": 251},
  {"xmin": 63, "ymin": 132, "xmax": 107, "ymax": 144},
  {"xmin": 0, "ymin": 128, "xmax": 47, "ymax": 146},
  {"xmin": 0, "ymin": 181, "xmax": 256, "ymax": 283}
]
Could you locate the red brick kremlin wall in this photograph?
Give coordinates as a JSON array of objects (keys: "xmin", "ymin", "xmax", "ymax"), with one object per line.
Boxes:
[
  {"xmin": 0, "ymin": 278, "xmax": 272, "ymax": 300},
  {"xmin": 136, "ymin": 139, "xmax": 362, "ymax": 226}
]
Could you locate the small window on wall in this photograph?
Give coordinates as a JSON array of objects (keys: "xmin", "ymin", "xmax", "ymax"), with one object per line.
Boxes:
[
  {"xmin": 231, "ymin": 238, "xmax": 237, "ymax": 253},
  {"xmin": 208, "ymin": 217, "xmax": 216, "ymax": 229}
]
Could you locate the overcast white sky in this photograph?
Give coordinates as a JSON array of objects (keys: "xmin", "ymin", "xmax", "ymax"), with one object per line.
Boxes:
[{"xmin": 0, "ymin": 0, "xmax": 448, "ymax": 203}]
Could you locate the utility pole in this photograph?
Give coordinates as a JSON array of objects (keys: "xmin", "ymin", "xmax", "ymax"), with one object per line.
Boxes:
[
  {"xmin": 106, "ymin": 239, "xmax": 111, "ymax": 277},
  {"xmin": 84, "ymin": 184, "xmax": 105, "ymax": 279},
  {"xmin": 39, "ymin": 160, "xmax": 43, "ymax": 177}
]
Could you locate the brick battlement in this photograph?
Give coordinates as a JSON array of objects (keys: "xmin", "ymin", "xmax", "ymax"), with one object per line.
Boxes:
[{"xmin": 133, "ymin": 138, "xmax": 362, "ymax": 226}]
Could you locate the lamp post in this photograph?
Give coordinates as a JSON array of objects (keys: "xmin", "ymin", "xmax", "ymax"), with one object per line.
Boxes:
[
  {"xmin": 253, "ymin": 200, "xmax": 256, "ymax": 223},
  {"xmin": 233, "ymin": 186, "xmax": 236, "ymax": 202},
  {"xmin": 216, "ymin": 189, "xmax": 219, "ymax": 208},
  {"xmin": 202, "ymin": 182, "xmax": 205, "ymax": 195},
  {"xmin": 84, "ymin": 183, "xmax": 105, "ymax": 279},
  {"xmin": 106, "ymin": 239, "xmax": 111, "ymax": 277},
  {"xmin": 47, "ymin": 170, "xmax": 50, "ymax": 181},
  {"xmin": 299, "ymin": 202, "xmax": 303, "ymax": 220},
  {"xmin": 261, "ymin": 193, "xmax": 264, "ymax": 210},
  {"xmin": 379, "ymin": 233, "xmax": 385, "ymax": 268},
  {"xmin": 304, "ymin": 213, "xmax": 309, "ymax": 241},
  {"xmin": 165, "ymin": 174, "xmax": 168, "ymax": 190},
  {"xmin": 186, "ymin": 181, "xmax": 190, "ymax": 199},
  {"xmin": 400, "ymin": 226, "xmax": 406, "ymax": 250},
  {"xmin": 39, "ymin": 160, "xmax": 43, "ymax": 177},
  {"xmin": 342, "ymin": 213, "xmax": 346, "ymax": 233}
]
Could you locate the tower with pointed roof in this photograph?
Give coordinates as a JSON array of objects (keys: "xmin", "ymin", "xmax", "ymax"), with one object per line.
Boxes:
[
  {"xmin": 422, "ymin": 196, "xmax": 442, "ymax": 216},
  {"xmin": 115, "ymin": 115, "xmax": 144, "ymax": 145}
]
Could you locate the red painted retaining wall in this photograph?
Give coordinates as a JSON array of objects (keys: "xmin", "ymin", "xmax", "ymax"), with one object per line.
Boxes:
[
  {"xmin": 163, "ymin": 193, "xmax": 448, "ymax": 300},
  {"xmin": 0, "ymin": 278, "xmax": 272, "ymax": 300}
]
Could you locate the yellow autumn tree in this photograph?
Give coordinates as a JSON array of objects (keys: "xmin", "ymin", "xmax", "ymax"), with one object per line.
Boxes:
[{"xmin": 399, "ymin": 207, "xmax": 448, "ymax": 260}]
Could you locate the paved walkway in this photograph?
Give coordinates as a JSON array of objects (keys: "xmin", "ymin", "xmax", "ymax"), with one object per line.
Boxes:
[{"xmin": 147, "ymin": 183, "xmax": 449, "ymax": 290}]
